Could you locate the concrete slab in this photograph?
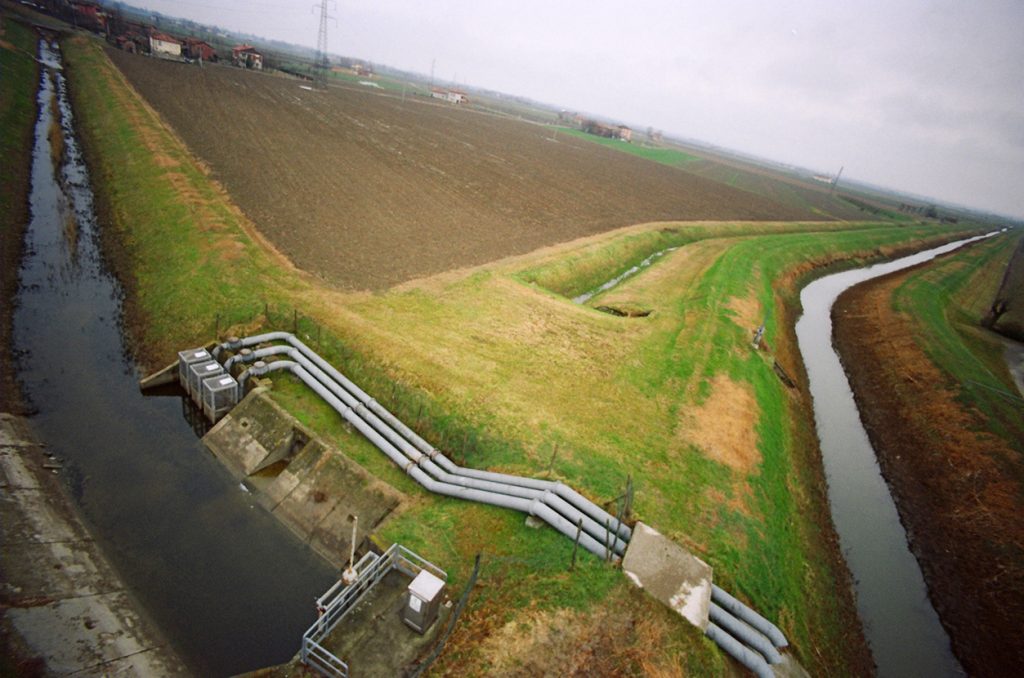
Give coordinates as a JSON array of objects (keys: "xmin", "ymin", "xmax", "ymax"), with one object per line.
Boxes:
[
  {"xmin": 621, "ymin": 522, "xmax": 713, "ymax": 630},
  {"xmin": 0, "ymin": 413, "xmax": 34, "ymax": 447},
  {"xmin": 1, "ymin": 540, "xmax": 116, "ymax": 601},
  {"xmin": 0, "ymin": 413, "xmax": 186, "ymax": 674},
  {"xmin": 324, "ymin": 569, "xmax": 450, "ymax": 676},
  {"xmin": 202, "ymin": 390, "xmax": 404, "ymax": 568},
  {"xmin": 0, "ymin": 447, "xmax": 41, "ymax": 490},
  {"xmin": 6, "ymin": 591, "xmax": 177, "ymax": 674},
  {"xmin": 772, "ymin": 652, "xmax": 812, "ymax": 678},
  {"xmin": 269, "ymin": 441, "xmax": 402, "ymax": 567},
  {"xmin": 204, "ymin": 389, "xmax": 307, "ymax": 478},
  {"xmin": 1, "ymin": 485, "xmax": 80, "ymax": 545}
]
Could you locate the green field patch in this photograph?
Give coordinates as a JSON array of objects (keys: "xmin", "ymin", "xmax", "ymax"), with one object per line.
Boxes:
[{"xmin": 559, "ymin": 127, "xmax": 701, "ymax": 166}]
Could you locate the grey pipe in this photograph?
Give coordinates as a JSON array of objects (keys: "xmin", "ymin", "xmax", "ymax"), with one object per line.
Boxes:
[
  {"xmin": 219, "ymin": 332, "xmax": 631, "ymax": 542},
  {"xmin": 233, "ymin": 345, "xmax": 627, "ymax": 554},
  {"xmin": 705, "ymin": 623, "xmax": 774, "ymax": 678},
  {"xmin": 709, "ymin": 603, "xmax": 782, "ymax": 664},
  {"xmin": 712, "ymin": 584, "xmax": 788, "ymax": 648},
  {"xmin": 235, "ymin": 359, "xmax": 618, "ymax": 561}
]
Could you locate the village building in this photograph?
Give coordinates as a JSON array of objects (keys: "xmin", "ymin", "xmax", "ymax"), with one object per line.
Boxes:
[
  {"xmin": 579, "ymin": 118, "xmax": 633, "ymax": 142},
  {"xmin": 148, "ymin": 31, "xmax": 182, "ymax": 59},
  {"xmin": 69, "ymin": 0, "xmax": 107, "ymax": 32},
  {"xmin": 232, "ymin": 44, "xmax": 263, "ymax": 70},
  {"xmin": 183, "ymin": 38, "xmax": 217, "ymax": 62},
  {"xmin": 430, "ymin": 87, "xmax": 468, "ymax": 104}
]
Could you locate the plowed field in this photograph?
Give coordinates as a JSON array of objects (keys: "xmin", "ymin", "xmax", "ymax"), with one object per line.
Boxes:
[{"xmin": 106, "ymin": 48, "xmax": 819, "ymax": 289}]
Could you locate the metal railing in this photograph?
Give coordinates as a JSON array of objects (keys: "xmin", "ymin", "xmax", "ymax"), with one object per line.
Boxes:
[{"xmin": 300, "ymin": 544, "xmax": 447, "ymax": 678}]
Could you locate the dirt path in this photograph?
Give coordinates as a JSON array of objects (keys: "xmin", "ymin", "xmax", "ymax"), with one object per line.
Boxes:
[{"xmin": 833, "ymin": 268, "xmax": 1024, "ymax": 676}]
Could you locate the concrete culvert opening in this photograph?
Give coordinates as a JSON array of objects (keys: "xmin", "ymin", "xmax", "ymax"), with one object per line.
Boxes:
[{"xmin": 596, "ymin": 305, "xmax": 652, "ymax": 318}]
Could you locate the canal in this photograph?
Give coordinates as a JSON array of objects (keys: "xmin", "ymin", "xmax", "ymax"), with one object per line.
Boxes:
[
  {"xmin": 795, "ymin": 233, "xmax": 995, "ymax": 677},
  {"xmin": 12, "ymin": 38, "xmax": 335, "ymax": 677}
]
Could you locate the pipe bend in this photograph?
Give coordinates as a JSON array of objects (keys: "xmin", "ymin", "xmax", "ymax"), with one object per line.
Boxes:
[{"xmin": 709, "ymin": 603, "xmax": 782, "ymax": 664}]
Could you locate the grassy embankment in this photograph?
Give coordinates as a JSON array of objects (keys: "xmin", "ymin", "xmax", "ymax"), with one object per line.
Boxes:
[
  {"xmin": 891, "ymin": 230, "xmax": 1024, "ymax": 450},
  {"xmin": 64, "ymin": 34, "xmax": 985, "ymax": 674},
  {"xmin": 0, "ymin": 15, "xmax": 40, "ymax": 412},
  {"xmin": 62, "ymin": 35, "xmax": 308, "ymax": 361}
]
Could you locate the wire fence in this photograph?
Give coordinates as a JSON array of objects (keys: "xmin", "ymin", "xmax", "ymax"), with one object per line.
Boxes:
[{"xmin": 207, "ymin": 302, "xmax": 541, "ymax": 482}]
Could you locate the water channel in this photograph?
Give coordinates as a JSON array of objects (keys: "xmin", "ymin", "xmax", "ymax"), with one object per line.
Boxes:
[
  {"xmin": 12, "ymin": 39, "xmax": 335, "ymax": 676},
  {"xmin": 795, "ymin": 232, "xmax": 997, "ymax": 677}
]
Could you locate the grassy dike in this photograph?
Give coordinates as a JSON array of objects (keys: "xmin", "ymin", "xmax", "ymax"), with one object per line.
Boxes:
[
  {"xmin": 891, "ymin": 230, "xmax": 1024, "ymax": 444},
  {"xmin": 0, "ymin": 15, "xmax": 40, "ymax": 412},
  {"xmin": 63, "ymin": 33, "xmax": 987, "ymax": 675}
]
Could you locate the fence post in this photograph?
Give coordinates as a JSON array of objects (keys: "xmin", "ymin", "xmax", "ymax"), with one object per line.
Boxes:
[
  {"xmin": 570, "ymin": 519, "xmax": 583, "ymax": 571},
  {"xmin": 547, "ymin": 443, "xmax": 559, "ymax": 477},
  {"xmin": 604, "ymin": 519, "xmax": 612, "ymax": 563},
  {"xmin": 624, "ymin": 474, "xmax": 633, "ymax": 522}
]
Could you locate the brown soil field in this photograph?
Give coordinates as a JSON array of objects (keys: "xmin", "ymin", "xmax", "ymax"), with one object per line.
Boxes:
[
  {"xmin": 833, "ymin": 269, "xmax": 1024, "ymax": 677},
  {"xmin": 105, "ymin": 48, "xmax": 819, "ymax": 289}
]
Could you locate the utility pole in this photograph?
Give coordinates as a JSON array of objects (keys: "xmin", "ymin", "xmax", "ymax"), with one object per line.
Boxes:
[
  {"xmin": 830, "ymin": 166, "xmax": 844, "ymax": 195},
  {"xmin": 312, "ymin": 1, "xmax": 335, "ymax": 90}
]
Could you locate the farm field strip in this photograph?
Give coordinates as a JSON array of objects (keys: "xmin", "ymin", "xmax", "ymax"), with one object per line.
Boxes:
[
  {"xmin": 556, "ymin": 128, "xmax": 871, "ymax": 221},
  {"xmin": 62, "ymin": 34, "xmax": 989, "ymax": 674},
  {"xmin": 105, "ymin": 46, "xmax": 821, "ymax": 290}
]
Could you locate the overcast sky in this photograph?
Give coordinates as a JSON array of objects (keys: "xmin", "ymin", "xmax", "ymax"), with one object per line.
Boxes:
[{"xmin": 129, "ymin": 0, "xmax": 1024, "ymax": 219}]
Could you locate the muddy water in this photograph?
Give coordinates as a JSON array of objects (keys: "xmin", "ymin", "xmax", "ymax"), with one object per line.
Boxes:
[
  {"xmin": 796, "ymin": 233, "xmax": 997, "ymax": 677},
  {"xmin": 12, "ymin": 40, "xmax": 334, "ymax": 676}
]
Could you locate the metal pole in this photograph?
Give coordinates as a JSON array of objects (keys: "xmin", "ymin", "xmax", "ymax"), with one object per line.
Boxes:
[
  {"xmin": 547, "ymin": 443, "xmax": 558, "ymax": 476},
  {"xmin": 349, "ymin": 515, "xmax": 358, "ymax": 571},
  {"xmin": 570, "ymin": 518, "xmax": 582, "ymax": 571}
]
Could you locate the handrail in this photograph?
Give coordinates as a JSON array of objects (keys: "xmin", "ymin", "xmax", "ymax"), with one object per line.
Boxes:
[{"xmin": 299, "ymin": 544, "xmax": 447, "ymax": 678}]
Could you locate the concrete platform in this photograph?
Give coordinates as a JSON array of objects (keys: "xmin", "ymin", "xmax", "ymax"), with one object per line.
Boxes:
[
  {"xmin": 257, "ymin": 568, "xmax": 451, "ymax": 678},
  {"xmin": 202, "ymin": 390, "xmax": 405, "ymax": 568},
  {"xmin": 325, "ymin": 569, "xmax": 451, "ymax": 675},
  {"xmin": 621, "ymin": 522, "xmax": 712, "ymax": 630}
]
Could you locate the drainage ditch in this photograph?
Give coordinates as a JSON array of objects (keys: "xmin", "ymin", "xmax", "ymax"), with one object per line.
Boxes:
[
  {"xmin": 11, "ymin": 38, "xmax": 335, "ymax": 676},
  {"xmin": 795, "ymin": 233, "xmax": 996, "ymax": 677}
]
